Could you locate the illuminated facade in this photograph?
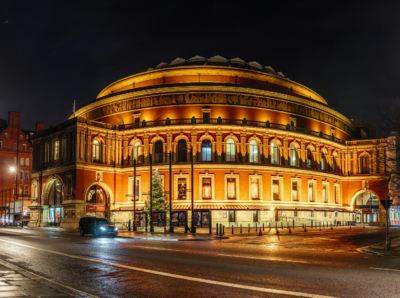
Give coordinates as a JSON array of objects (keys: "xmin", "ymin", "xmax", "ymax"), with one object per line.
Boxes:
[{"xmin": 29, "ymin": 56, "xmax": 397, "ymax": 229}]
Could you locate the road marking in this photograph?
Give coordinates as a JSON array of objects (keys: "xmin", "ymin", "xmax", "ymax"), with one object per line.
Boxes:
[
  {"xmin": 370, "ymin": 267, "xmax": 400, "ymax": 272},
  {"xmin": 0, "ymin": 239, "xmax": 334, "ymax": 298},
  {"xmin": 0, "ymin": 258, "xmax": 99, "ymax": 298},
  {"xmin": 218, "ymin": 254, "xmax": 309, "ymax": 263}
]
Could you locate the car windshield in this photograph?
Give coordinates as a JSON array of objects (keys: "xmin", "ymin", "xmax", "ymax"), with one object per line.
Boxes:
[{"xmin": 96, "ymin": 218, "xmax": 112, "ymax": 225}]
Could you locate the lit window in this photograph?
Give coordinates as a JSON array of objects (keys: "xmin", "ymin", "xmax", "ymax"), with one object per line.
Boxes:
[
  {"xmin": 132, "ymin": 142, "xmax": 142, "ymax": 161},
  {"xmin": 272, "ymin": 180, "xmax": 280, "ymax": 200},
  {"xmin": 92, "ymin": 140, "xmax": 101, "ymax": 163},
  {"xmin": 290, "ymin": 145, "xmax": 297, "ymax": 166},
  {"xmin": 323, "ymin": 184, "xmax": 327, "ymax": 203},
  {"xmin": 227, "ymin": 178, "xmax": 236, "ymax": 200},
  {"xmin": 54, "ymin": 140, "xmax": 60, "ymax": 161},
  {"xmin": 253, "ymin": 211, "xmax": 258, "ymax": 222},
  {"xmin": 308, "ymin": 183, "xmax": 314, "ymax": 201},
  {"xmin": 249, "ymin": 140, "xmax": 258, "ymax": 163},
  {"xmin": 22, "ymin": 144, "xmax": 26, "ymax": 151},
  {"xmin": 19, "ymin": 135, "xmax": 22, "ymax": 140},
  {"xmin": 201, "ymin": 140, "xmax": 212, "ymax": 162},
  {"xmin": 292, "ymin": 181, "xmax": 298, "ymax": 201},
  {"xmin": 306, "ymin": 150, "xmax": 312, "ymax": 168},
  {"xmin": 25, "ymin": 171, "xmax": 29, "ymax": 181},
  {"xmin": 226, "ymin": 139, "xmax": 235, "ymax": 162},
  {"xmin": 251, "ymin": 178, "xmax": 259, "ymax": 200},
  {"xmin": 14, "ymin": 157, "xmax": 17, "ymax": 165},
  {"xmin": 334, "ymin": 185, "xmax": 339, "ymax": 203},
  {"xmin": 271, "ymin": 143, "xmax": 279, "ymax": 165},
  {"xmin": 321, "ymin": 154, "xmax": 325, "ymax": 171},
  {"xmin": 177, "ymin": 178, "xmax": 187, "ymax": 200},
  {"xmin": 24, "ymin": 185, "xmax": 29, "ymax": 196},
  {"xmin": 5, "ymin": 133, "xmax": 7, "ymax": 138},
  {"xmin": 331, "ymin": 156, "xmax": 335, "ymax": 172},
  {"xmin": 202, "ymin": 178, "xmax": 212, "ymax": 200},
  {"xmin": 19, "ymin": 185, "xmax": 23, "ymax": 195},
  {"xmin": 20, "ymin": 171, "xmax": 24, "ymax": 180},
  {"xmin": 25, "ymin": 158, "xmax": 29, "ymax": 166},
  {"xmin": 20, "ymin": 157, "xmax": 24, "ymax": 165}
]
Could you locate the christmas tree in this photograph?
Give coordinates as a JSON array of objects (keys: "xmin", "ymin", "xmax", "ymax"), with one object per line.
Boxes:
[{"xmin": 143, "ymin": 169, "xmax": 169, "ymax": 223}]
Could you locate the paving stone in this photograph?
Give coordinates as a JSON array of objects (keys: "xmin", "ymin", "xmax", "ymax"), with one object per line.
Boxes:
[
  {"xmin": 0, "ymin": 291, "xmax": 26, "ymax": 297},
  {"xmin": 0, "ymin": 286, "xmax": 21, "ymax": 291}
]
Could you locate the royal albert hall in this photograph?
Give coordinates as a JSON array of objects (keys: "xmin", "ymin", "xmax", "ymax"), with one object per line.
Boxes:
[{"xmin": 28, "ymin": 55, "xmax": 398, "ymax": 229}]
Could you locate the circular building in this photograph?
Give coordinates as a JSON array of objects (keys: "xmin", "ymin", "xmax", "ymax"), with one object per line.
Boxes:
[{"xmin": 29, "ymin": 56, "xmax": 389, "ymax": 229}]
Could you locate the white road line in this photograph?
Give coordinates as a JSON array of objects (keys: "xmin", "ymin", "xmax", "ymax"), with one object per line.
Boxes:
[
  {"xmin": 0, "ymin": 258, "xmax": 99, "ymax": 298},
  {"xmin": 0, "ymin": 239, "xmax": 334, "ymax": 298},
  {"xmin": 370, "ymin": 267, "xmax": 400, "ymax": 272},
  {"xmin": 219, "ymin": 254, "xmax": 309, "ymax": 263}
]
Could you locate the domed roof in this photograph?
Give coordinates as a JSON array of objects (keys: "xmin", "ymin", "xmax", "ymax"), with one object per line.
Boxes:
[{"xmin": 148, "ymin": 55, "xmax": 286, "ymax": 78}]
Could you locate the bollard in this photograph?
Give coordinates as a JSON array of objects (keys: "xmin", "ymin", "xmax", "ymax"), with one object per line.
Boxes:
[
  {"xmin": 293, "ymin": 219, "xmax": 295, "ymax": 229},
  {"xmin": 319, "ymin": 222, "xmax": 321, "ymax": 231},
  {"xmin": 232, "ymin": 225, "xmax": 234, "ymax": 234},
  {"xmin": 220, "ymin": 224, "xmax": 222, "ymax": 237},
  {"xmin": 255, "ymin": 223, "xmax": 257, "ymax": 232},
  {"xmin": 248, "ymin": 224, "xmax": 250, "ymax": 233},
  {"xmin": 331, "ymin": 223, "xmax": 333, "ymax": 230},
  {"xmin": 216, "ymin": 223, "xmax": 218, "ymax": 236},
  {"xmin": 263, "ymin": 223, "xmax": 264, "ymax": 231},
  {"xmin": 240, "ymin": 224, "xmax": 242, "ymax": 233},
  {"xmin": 311, "ymin": 220, "xmax": 313, "ymax": 229},
  {"xmin": 128, "ymin": 220, "xmax": 131, "ymax": 232},
  {"xmin": 281, "ymin": 222, "xmax": 283, "ymax": 230},
  {"xmin": 223, "ymin": 225, "xmax": 225, "ymax": 235},
  {"xmin": 289, "ymin": 224, "xmax": 292, "ymax": 233},
  {"xmin": 269, "ymin": 222, "xmax": 271, "ymax": 232},
  {"xmin": 276, "ymin": 226, "xmax": 279, "ymax": 234},
  {"xmin": 304, "ymin": 224, "xmax": 307, "ymax": 232},
  {"xmin": 209, "ymin": 222, "xmax": 212, "ymax": 235}
]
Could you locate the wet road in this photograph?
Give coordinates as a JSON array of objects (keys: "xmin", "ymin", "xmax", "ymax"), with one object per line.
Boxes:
[{"xmin": 0, "ymin": 227, "xmax": 399, "ymax": 298}]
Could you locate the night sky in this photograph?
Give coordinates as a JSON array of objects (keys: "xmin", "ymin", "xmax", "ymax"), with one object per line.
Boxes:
[{"xmin": 1, "ymin": 0, "xmax": 399, "ymax": 134}]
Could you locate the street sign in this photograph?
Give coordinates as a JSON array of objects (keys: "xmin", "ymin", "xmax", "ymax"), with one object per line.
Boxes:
[{"xmin": 380, "ymin": 199, "xmax": 393, "ymax": 210}]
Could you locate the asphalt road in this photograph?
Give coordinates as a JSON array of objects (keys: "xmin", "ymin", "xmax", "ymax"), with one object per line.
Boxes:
[{"xmin": 0, "ymin": 226, "xmax": 399, "ymax": 298}]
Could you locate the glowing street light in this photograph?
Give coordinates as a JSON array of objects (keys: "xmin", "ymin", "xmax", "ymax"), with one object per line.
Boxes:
[{"xmin": 10, "ymin": 167, "xmax": 15, "ymax": 172}]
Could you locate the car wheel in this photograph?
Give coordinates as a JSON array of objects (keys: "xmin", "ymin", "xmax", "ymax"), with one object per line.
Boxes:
[{"xmin": 79, "ymin": 229, "xmax": 84, "ymax": 237}]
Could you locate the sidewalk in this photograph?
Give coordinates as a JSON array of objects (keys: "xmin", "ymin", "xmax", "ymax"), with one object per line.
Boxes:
[
  {"xmin": 363, "ymin": 237, "xmax": 400, "ymax": 256},
  {"xmin": 0, "ymin": 261, "xmax": 70, "ymax": 297},
  {"xmin": 117, "ymin": 230, "xmax": 218, "ymax": 241}
]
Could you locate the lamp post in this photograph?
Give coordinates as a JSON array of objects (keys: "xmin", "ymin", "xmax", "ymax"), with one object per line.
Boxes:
[
  {"xmin": 190, "ymin": 147, "xmax": 195, "ymax": 233},
  {"xmin": 10, "ymin": 166, "xmax": 16, "ymax": 225},
  {"xmin": 168, "ymin": 151, "xmax": 173, "ymax": 233},
  {"xmin": 133, "ymin": 158, "xmax": 137, "ymax": 231},
  {"xmin": 149, "ymin": 154, "xmax": 154, "ymax": 232}
]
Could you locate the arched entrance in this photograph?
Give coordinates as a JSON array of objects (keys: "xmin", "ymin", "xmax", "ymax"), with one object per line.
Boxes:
[
  {"xmin": 85, "ymin": 184, "xmax": 111, "ymax": 218},
  {"xmin": 352, "ymin": 191, "xmax": 380, "ymax": 223},
  {"xmin": 42, "ymin": 175, "xmax": 64, "ymax": 227}
]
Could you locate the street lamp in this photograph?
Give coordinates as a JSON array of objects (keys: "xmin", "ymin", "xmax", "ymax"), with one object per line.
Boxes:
[{"xmin": 10, "ymin": 167, "xmax": 16, "ymax": 225}]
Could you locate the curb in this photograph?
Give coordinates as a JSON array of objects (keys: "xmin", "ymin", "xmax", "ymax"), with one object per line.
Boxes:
[
  {"xmin": 116, "ymin": 235, "xmax": 212, "ymax": 241},
  {"xmin": 361, "ymin": 248, "xmax": 396, "ymax": 257}
]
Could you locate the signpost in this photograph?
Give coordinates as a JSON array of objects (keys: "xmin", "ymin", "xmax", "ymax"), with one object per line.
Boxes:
[{"xmin": 381, "ymin": 195, "xmax": 395, "ymax": 251}]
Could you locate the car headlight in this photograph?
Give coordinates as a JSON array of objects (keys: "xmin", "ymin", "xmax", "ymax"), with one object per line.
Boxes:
[
  {"xmin": 114, "ymin": 227, "xmax": 118, "ymax": 231},
  {"xmin": 100, "ymin": 227, "xmax": 106, "ymax": 231}
]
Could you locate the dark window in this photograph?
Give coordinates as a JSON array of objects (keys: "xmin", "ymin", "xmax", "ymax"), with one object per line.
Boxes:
[
  {"xmin": 177, "ymin": 139, "xmax": 187, "ymax": 162},
  {"xmin": 252, "ymin": 211, "xmax": 258, "ymax": 222},
  {"xmin": 360, "ymin": 156, "xmax": 370, "ymax": 174},
  {"xmin": 154, "ymin": 140, "xmax": 163, "ymax": 163},
  {"xmin": 202, "ymin": 140, "xmax": 212, "ymax": 161},
  {"xmin": 229, "ymin": 211, "xmax": 235, "ymax": 222},
  {"xmin": 307, "ymin": 150, "xmax": 312, "ymax": 168}
]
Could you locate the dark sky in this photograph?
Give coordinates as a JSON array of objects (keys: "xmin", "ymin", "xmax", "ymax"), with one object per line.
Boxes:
[{"xmin": 1, "ymin": 0, "xmax": 399, "ymax": 133}]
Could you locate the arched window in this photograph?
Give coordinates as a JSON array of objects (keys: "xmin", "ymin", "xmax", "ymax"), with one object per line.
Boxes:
[
  {"xmin": 25, "ymin": 171, "xmax": 29, "ymax": 180},
  {"xmin": 202, "ymin": 140, "xmax": 212, "ymax": 162},
  {"xmin": 154, "ymin": 140, "xmax": 163, "ymax": 163},
  {"xmin": 271, "ymin": 143, "xmax": 279, "ymax": 165},
  {"xmin": 360, "ymin": 156, "xmax": 370, "ymax": 174},
  {"xmin": 24, "ymin": 185, "xmax": 29, "ymax": 197},
  {"xmin": 290, "ymin": 145, "xmax": 297, "ymax": 167},
  {"xmin": 331, "ymin": 156, "xmax": 335, "ymax": 172},
  {"xmin": 25, "ymin": 158, "xmax": 29, "ymax": 166},
  {"xmin": 226, "ymin": 139, "xmax": 235, "ymax": 162},
  {"xmin": 0, "ymin": 141, "xmax": 2, "ymax": 148},
  {"xmin": 20, "ymin": 157, "xmax": 24, "ymax": 165},
  {"xmin": 87, "ymin": 185, "xmax": 106, "ymax": 204},
  {"xmin": 249, "ymin": 140, "xmax": 258, "ymax": 163},
  {"xmin": 131, "ymin": 142, "xmax": 141, "ymax": 161},
  {"xmin": 22, "ymin": 144, "xmax": 26, "ymax": 151},
  {"xmin": 19, "ymin": 135, "xmax": 23, "ymax": 140},
  {"xmin": 48, "ymin": 180, "xmax": 63, "ymax": 205},
  {"xmin": 321, "ymin": 154, "xmax": 326, "ymax": 171},
  {"xmin": 92, "ymin": 140, "xmax": 101, "ymax": 163},
  {"xmin": 177, "ymin": 139, "xmax": 187, "ymax": 162},
  {"xmin": 306, "ymin": 150, "xmax": 312, "ymax": 168},
  {"xmin": 5, "ymin": 133, "xmax": 7, "ymax": 138}
]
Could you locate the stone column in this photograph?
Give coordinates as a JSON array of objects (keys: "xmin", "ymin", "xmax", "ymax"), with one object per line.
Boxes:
[
  {"xmin": 316, "ymin": 143, "xmax": 320, "ymax": 170},
  {"xmin": 216, "ymin": 130, "xmax": 222, "ymax": 162},
  {"xmin": 240, "ymin": 132, "xmax": 246, "ymax": 163},
  {"xmin": 191, "ymin": 129, "xmax": 197, "ymax": 161},
  {"xmin": 263, "ymin": 133, "xmax": 269, "ymax": 164},
  {"xmin": 301, "ymin": 139, "xmax": 306, "ymax": 168},
  {"xmin": 144, "ymin": 133, "xmax": 149, "ymax": 157},
  {"xmin": 353, "ymin": 149, "xmax": 358, "ymax": 174},
  {"xmin": 372, "ymin": 148, "xmax": 377, "ymax": 174},
  {"xmin": 167, "ymin": 131, "xmax": 172, "ymax": 154},
  {"xmin": 123, "ymin": 138, "xmax": 128, "ymax": 164},
  {"xmin": 86, "ymin": 132, "xmax": 91, "ymax": 162},
  {"xmin": 283, "ymin": 137, "xmax": 288, "ymax": 166}
]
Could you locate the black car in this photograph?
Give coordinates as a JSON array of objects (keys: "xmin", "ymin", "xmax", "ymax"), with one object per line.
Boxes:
[{"xmin": 78, "ymin": 217, "xmax": 118, "ymax": 237}]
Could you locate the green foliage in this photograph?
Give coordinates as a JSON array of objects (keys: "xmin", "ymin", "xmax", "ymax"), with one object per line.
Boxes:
[{"xmin": 143, "ymin": 169, "xmax": 169, "ymax": 216}]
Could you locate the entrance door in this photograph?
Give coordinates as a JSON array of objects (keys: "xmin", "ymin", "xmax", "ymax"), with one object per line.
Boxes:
[
  {"xmin": 229, "ymin": 211, "xmax": 235, "ymax": 222},
  {"xmin": 54, "ymin": 207, "xmax": 63, "ymax": 227}
]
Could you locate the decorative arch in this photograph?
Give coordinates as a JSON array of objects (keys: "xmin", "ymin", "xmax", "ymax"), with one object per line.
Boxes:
[
  {"xmin": 321, "ymin": 147, "xmax": 328, "ymax": 154},
  {"xmin": 248, "ymin": 135, "xmax": 262, "ymax": 144},
  {"xmin": 359, "ymin": 151, "xmax": 372, "ymax": 174},
  {"xmin": 223, "ymin": 133, "xmax": 239, "ymax": 143},
  {"xmin": 83, "ymin": 180, "xmax": 114, "ymax": 205},
  {"xmin": 129, "ymin": 136, "xmax": 143, "ymax": 146},
  {"xmin": 359, "ymin": 151, "xmax": 372, "ymax": 159},
  {"xmin": 332, "ymin": 150, "xmax": 339, "ymax": 157},
  {"xmin": 42, "ymin": 174, "xmax": 65, "ymax": 205},
  {"xmin": 150, "ymin": 134, "xmax": 166, "ymax": 144},
  {"xmin": 349, "ymin": 189, "xmax": 381, "ymax": 207},
  {"xmin": 289, "ymin": 140, "xmax": 300, "ymax": 149},
  {"xmin": 270, "ymin": 137, "xmax": 282, "ymax": 147},
  {"xmin": 306, "ymin": 144, "xmax": 316, "ymax": 152},
  {"xmin": 198, "ymin": 132, "xmax": 215, "ymax": 143},
  {"xmin": 174, "ymin": 133, "xmax": 190, "ymax": 143},
  {"xmin": 92, "ymin": 135, "xmax": 105, "ymax": 143}
]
